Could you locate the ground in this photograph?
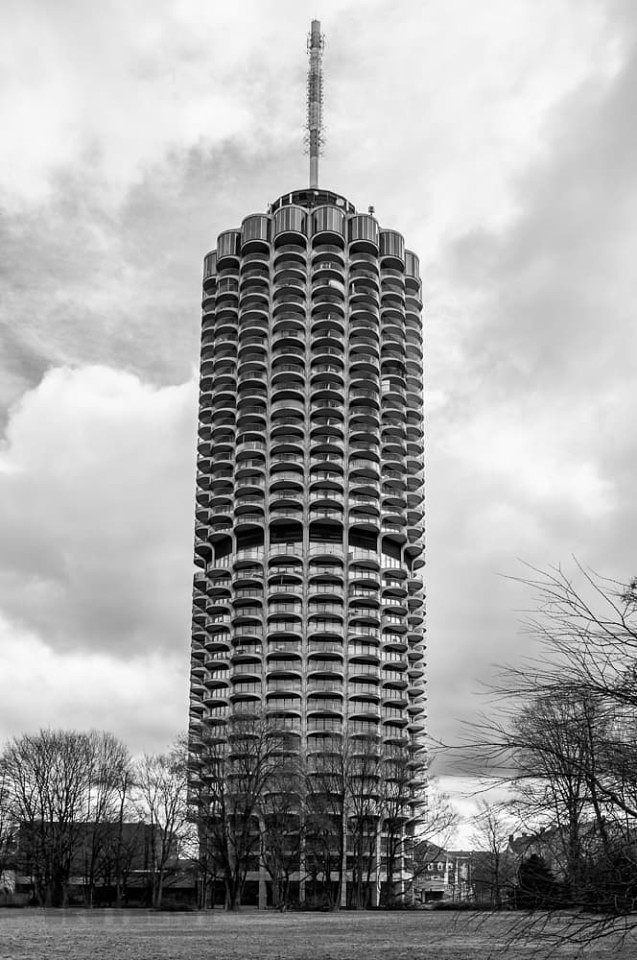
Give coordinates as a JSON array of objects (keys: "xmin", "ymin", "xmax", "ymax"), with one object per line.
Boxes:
[{"xmin": 0, "ymin": 909, "xmax": 634, "ymax": 960}]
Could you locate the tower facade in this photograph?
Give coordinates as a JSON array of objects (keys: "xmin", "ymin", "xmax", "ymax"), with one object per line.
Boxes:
[
  {"xmin": 190, "ymin": 188, "xmax": 426, "ymax": 741},
  {"xmin": 188, "ymin": 22, "xmax": 425, "ymax": 909},
  {"xmin": 188, "ymin": 188, "xmax": 426, "ymax": 896}
]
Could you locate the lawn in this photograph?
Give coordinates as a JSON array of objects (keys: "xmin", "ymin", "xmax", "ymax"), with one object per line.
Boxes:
[{"xmin": 0, "ymin": 909, "xmax": 634, "ymax": 960}]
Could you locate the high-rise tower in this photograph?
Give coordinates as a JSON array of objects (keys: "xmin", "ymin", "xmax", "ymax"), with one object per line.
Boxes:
[{"xmin": 188, "ymin": 21, "xmax": 426, "ymax": 907}]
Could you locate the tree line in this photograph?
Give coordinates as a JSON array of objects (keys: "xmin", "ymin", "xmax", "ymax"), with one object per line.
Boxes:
[
  {"xmin": 0, "ymin": 730, "xmax": 188, "ymax": 909},
  {"xmin": 189, "ymin": 715, "xmax": 451, "ymax": 910},
  {"xmin": 0, "ymin": 720, "xmax": 453, "ymax": 911}
]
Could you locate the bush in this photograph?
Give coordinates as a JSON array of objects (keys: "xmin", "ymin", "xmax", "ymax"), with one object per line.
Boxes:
[{"xmin": 514, "ymin": 855, "xmax": 561, "ymax": 910}]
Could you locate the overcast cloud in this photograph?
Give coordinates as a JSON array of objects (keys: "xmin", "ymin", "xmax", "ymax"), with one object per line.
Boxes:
[{"xmin": 1, "ymin": 0, "xmax": 635, "ymax": 831}]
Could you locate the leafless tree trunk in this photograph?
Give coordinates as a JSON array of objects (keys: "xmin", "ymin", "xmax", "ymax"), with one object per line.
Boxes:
[
  {"xmin": 258, "ymin": 761, "xmax": 304, "ymax": 910},
  {"xmin": 135, "ymin": 739, "xmax": 189, "ymax": 910},
  {"xmin": 471, "ymin": 800, "xmax": 514, "ymax": 908},
  {"xmin": 191, "ymin": 714, "xmax": 296, "ymax": 910},
  {"xmin": 1, "ymin": 729, "xmax": 132, "ymax": 907}
]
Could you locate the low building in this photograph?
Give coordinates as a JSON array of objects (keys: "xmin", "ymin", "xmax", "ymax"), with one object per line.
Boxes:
[
  {"xmin": 413, "ymin": 843, "xmax": 474, "ymax": 903},
  {"xmin": 12, "ymin": 821, "xmax": 194, "ymax": 907}
]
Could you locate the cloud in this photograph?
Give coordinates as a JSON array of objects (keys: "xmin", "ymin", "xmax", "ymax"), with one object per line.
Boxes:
[
  {"xmin": 0, "ymin": 614, "xmax": 185, "ymax": 753},
  {"xmin": 446, "ymin": 27, "xmax": 637, "ymax": 400},
  {"xmin": 0, "ymin": 365, "xmax": 197, "ymax": 659},
  {"xmin": 425, "ymin": 5, "xmax": 637, "ymax": 761},
  {"xmin": 0, "ymin": 0, "xmax": 635, "ymax": 777}
]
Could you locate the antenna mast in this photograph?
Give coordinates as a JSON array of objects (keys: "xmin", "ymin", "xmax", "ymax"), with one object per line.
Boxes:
[{"xmin": 306, "ymin": 20, "xmax": 324, "ymax": 189}]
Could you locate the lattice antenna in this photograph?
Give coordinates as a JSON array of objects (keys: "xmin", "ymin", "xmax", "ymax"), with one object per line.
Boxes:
[{"xmin": 305, "ymin": 19, "xmax": 325, "ymax": 188}]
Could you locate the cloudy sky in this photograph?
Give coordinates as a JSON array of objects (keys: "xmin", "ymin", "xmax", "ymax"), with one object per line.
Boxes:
[{"xmin": 1, "ymin": 0, "xmax": 635, "ymax": 829}]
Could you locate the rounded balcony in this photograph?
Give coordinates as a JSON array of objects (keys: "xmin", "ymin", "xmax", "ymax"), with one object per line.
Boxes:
[
  {"xmin": 349, "ymin": 686, "xmax": 381, "ymax": 707},
  {"xmin": 310, "ymin": 336, "xmax": 344, "ymax": 362},
  {"xmin": 348, "ymin": 719, "xmax": 380, "ymax": 739},
  {"xmin": 348, "ymin": 461, "xmax": 380, "ymax": 487},
  {"xmin": 269, "ymin": 465, "xmax": 304, "ymax": 488},
  {"xmin": 349, "ymin": 497, "xmax": 381, "ymax": 524},
  {"xmin": 271, "ymin": 367, "xmax": 305, "ymax": 392},
  {"xmin": 240, "ymin": 213, "xmax": 270, "ymax": 253},
  {"xmin": 202, "ymin": 690, "xmax": 229, "ymax": 711},
  {"xmin": 272, "ymin": 205, "xmax": 307, "ymax": 247},
  {"xmin": 348, "ymin": 624, "xmax": 381, "ymax": 649},
  {"xmin": 230, "ymin": 690, "xmax": 263, "ymax": 711},
  {"xmin": 349, "ymin": 365, "xmax": 380, "ymax": 390},
  {"xmin": 310, "ymin": 311, "xmax": 345, "ymax": 334},
  {"xmin": 348, "ymin": 641, "xmax": 380, "ymax": 663},
  {"xmin": 382, "ymin": 715, "xmax": 409, "ymax": 733},
  {"xmin": 309, "ymin": 420, "xmax": 344, "ymax": 446},
  {"xmin": 232, "ymin": 561, "xmax": 264, "ymax": 586},
  {"xmin": 312, "ymin": 278, "xmax": 345, "ymax": 309},
  {"xmin": 231, "ymin": 642, "xmax": 263, "ymax": 666},
  {"xmin": 235, "ymin": 457, "xmax": 265, "ymax": 482},
  {"xmin": 306, "ymin": 653, "xmax": 344, "ymax": 684},
  {"xmin": 349, "ymin": 328, "xmax": 380, "ymax": 353},
  {"xmin": 310, "ymin": 390, "xmax": 344, "ymax": 416},
  {"xmin": 311, "ymin": 205, "xmax": 347, "ymax": 244},
  {"xmin": 348, "ymin": 604, "xmax": 381, "ymax": 628},
  {"xmin": 233, "ymin": 621, "xmax": 264, "ymax": 643},
  {"xmin": 238, "ymin": 328, "xmax": 267, "ymax": 352},
  {"xmin": 265, "ymin": 695, "xmax": 303, "ymax": 719},
  {"xmin": 272, "ymin": 430, "xmax": 306, "ymax": 455},
  {"xmin": 266, "ymin": 656, "xmax": 303, "ymax": 679},
  {"xmin": 308, "ymin": 717, "xmax": 343, "ymax": 735},
  {"xmin": 273, "ymin": 271, "xmax": 305, "ymax": 297},
  {"xmin": 306, "ymin": 696, "xmax": 344, "ymax": 720},
  {"xmin": 271, "ymin": 327, "xmax": 305, "ymax": 351},
  {"xmin": 273, "ymin": 255, "xmax": 305, "ymax": 281},
  {"xmin": 310, "ymin": 442, "xmax": 343, "ymax": 466},
  {"xmin": 312, "ymin": 240, "xmax": 346, "ymax": 261},
  {"xmin": 380, "ymin": 301, "xmax": 406, "ymax": 329},
  {"xmin": 310, "ymin": 401, "xmax": 344, "ymax": 424},
  {"xmin": 238, "ymin": 314, "xmax": 269, "ymax": 340},
  {"xmin": 274, "ymin": 244, "xmax": 306, "ymax": 267},
  {"xmin": 234, "ymin": 486, "xmax": 265, "ymax": 510},
  {"xmin": 349, "ymin": 281, "xmax": 380, "ymax": 311},
  {"xmin": 348, "ymin": 215, "xmax": 379, "ymax": 254},
  {"xmin": 239, "ymin": 268, "xmax": 269, "ymax": 296},
  {"xmin": 308, "ymin": 557, "xmax": 344, "ymax": 580},
  {"xmin": 215, "ymin": 277, "xmax": 239, "ymax": 301},
  {"xmin": 272, "ymin": 295, "xmax": 305, "ymax": 320},
  {"xmin": 311, "ymin": 264, "xmax": 345, "ymax": 291}
]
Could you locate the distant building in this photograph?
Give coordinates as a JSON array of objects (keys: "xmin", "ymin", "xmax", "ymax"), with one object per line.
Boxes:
[{"xmin": 413, "ymin": 843, "xmax": 474, "ymax": 903}]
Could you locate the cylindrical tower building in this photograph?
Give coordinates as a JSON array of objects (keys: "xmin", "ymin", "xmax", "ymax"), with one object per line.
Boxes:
[{"xmin": 189, "ymin": 187, "xmax": 426, "ymax": 904}]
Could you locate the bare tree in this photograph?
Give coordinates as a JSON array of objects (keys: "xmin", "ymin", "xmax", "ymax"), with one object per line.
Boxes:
[
  {"xmin": 461, "ymin": 563, "xmax": 637, "ymax": 940},
  {"xmin": 409, "ymin": 781, "xmax": 458, "ymax": 902},
  {"xmin": 304, "ymin": 740, "xmax": 347, "ymax": 909},
  {"xmin": 346, "ymin": 738, "xmax": 383, "ymax": 909},
  {"xmin": 258, "ymin": 754, "xmax": 304, "ymax": 910},
  {"xmin": 191, "ymin": 714, "xmax": 295, "ymax": 910},
  {"xmin": 378, "ymin": 740, "xmax": 429, "ymax": 905},
  {"xmin": 304, "ymin": 733, "xmax": 384, "ymax": 910},
  {"xmin": 1, "ymin": 729, "xmax": 133, "ymax": 907},
  {"xmin": 135, "ymin": 739, "xmax": 189, "ymax": 909},
  {"xmin": 470, "ymin": 799, "xmax": 515, "ymax": 908},
  {"xmin": 80, "ymin": 732, "xmax": 135, "ymax": 906},
  {"xmin": 0, "ymin": 762, "xmax": 14, "ymax": 895}
]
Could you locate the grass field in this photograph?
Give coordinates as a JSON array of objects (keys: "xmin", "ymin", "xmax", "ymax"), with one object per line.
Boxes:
[{"xmin": 0, "ymin": 909, "xmax": 635, "ymax": 960}]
